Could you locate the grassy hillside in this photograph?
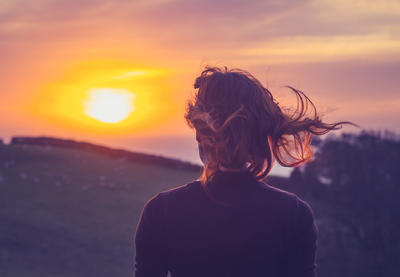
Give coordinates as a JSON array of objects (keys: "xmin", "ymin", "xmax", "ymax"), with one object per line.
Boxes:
[
  {"xmin": 2, "ymin": 138, "xmax": 376, "ymax": 277},
  {"xmin": 0, "ymin": 143, "xmax": 201, "ymax": 277}
]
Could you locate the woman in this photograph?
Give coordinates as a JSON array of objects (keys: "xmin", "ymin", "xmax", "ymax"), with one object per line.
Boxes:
[{"xmin": 134, "ymin": 66, "xmax": 355, "ymax": 277}]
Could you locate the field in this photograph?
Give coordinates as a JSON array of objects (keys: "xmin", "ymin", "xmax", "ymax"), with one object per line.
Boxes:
[
  {"xmin": 2, "ymin": 137, "xmax": 388, "ymax": 277},
  {"xmin": 0, "ymin": 143, "xmax": 201, "ymax": 277}
]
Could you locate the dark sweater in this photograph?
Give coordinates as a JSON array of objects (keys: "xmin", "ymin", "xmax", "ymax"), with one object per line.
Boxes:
[{"xmin": 134, "ymin": 173, "xmax": 318, "ymax": 277}]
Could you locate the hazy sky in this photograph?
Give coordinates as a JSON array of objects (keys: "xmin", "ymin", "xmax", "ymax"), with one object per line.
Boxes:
[{"xmin": 1, "ymin": 0, "xmax": 399, "ymax": 176}]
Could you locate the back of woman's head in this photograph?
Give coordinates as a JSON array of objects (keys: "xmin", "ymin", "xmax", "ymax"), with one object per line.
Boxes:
[{"xmin": 185, "ymin": 66, "xmax": 355, "ymax": 186}]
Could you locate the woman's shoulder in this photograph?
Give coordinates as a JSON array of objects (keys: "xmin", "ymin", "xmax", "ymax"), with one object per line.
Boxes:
[
  {"xmin": 258, "ymin": 181, "xmax": 298, "ymax": 199},
  {"xmin": 256, "ymin": 181, "xmax": 302, "ymax": 206},
  {"xmin": 258, "ymin": 182, "xmax": 316, "ymax": 219},
  {"xmin": 158, "ymin": 180, "xmax": 201, "ymax": 198},
  {"xmin": 262, "ymin": 183, "xmax": 317, "ymax": 227},
  {"xmin": 143, "ymin": 180, "xmax": 201, "ymax": 207}
]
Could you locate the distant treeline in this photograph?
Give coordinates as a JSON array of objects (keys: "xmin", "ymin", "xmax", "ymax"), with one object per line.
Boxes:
[
  {"xmin": 9, "ymin": 136, "xmax": 202, "ymax": 172},
  {"xmin": 275, "ymin": 130, "xmax": 400, "ymax": 277}
]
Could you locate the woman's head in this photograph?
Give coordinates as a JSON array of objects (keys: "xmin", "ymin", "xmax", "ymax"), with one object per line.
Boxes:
[{"xmin": 185, "ymin": 66, "xmax": 355, "ymax": 185}]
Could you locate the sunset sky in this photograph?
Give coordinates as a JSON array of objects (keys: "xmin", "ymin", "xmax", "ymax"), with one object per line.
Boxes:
[{"xmin": 1, "ymin": 0, "xmax": 399, "ymax": 176}]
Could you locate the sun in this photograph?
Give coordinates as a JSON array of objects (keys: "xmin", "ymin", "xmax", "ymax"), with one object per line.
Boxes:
[{"xmin": 83, "ymin": 88, "xmax": 135, "ymax": 123}]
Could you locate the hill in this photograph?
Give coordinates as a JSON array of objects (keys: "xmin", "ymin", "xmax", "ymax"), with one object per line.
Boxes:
[
  {"xmin": 10, "ymin": 136, "xmax": 202, "ymax": 171},
  {"xmin": 4, "ymin": 135, "xmax": 387, "ymax": 277},
  {"xmin": 0, "ymin": 137, "xmax": 203, "ymax": 277}
]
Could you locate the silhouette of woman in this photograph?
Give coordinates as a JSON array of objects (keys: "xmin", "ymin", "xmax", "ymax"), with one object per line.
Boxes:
[{"xmin": 134, "ymin": 66, "xmax": 354, "ymax": 277}]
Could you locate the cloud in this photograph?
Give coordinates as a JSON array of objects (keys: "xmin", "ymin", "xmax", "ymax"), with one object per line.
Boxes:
[
  {"xmin": 1, "ymin": 0, "xmax": 399, "ymax": 61},
  {"xmin": 0, "ymin": 0, "xmax": 305, "ymax": 49},
  {"xmin": 238, "ymin": 34, "xmax": 400, "ymax": 64},
  {"xmin": 249, "ymin": 60, "xmax": 400, "ymax": 100}
]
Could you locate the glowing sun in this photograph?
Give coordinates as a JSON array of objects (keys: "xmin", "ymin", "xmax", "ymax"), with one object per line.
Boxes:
[{"xmin": 84, "ymin": 88, "xmax": 135, "ymax": 123}]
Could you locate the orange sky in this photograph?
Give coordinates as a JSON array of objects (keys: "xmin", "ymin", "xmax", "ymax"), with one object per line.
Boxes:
[{"xmin": 1, "ymin": 0, "xmax": 399, "ymax": 176}]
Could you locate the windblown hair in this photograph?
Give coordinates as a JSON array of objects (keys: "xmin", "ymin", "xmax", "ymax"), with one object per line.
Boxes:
[{"xmin": 185, "ymin": 66, "xmax": 356, "ymax": 189}]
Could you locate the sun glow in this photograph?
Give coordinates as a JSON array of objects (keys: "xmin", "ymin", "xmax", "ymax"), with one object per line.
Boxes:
[
  {"xmin": 30, "ymin": 61, "xmax": 179, "ymax": 134},
  {"xmin": 84, "ymin": 88, "xmax": 135, "ymax": 123}
]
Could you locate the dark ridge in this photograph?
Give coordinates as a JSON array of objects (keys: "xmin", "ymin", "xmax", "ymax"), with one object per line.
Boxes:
[{"xmin": 10, "ymin": 136, "xmax": 202, "ymax": 171}]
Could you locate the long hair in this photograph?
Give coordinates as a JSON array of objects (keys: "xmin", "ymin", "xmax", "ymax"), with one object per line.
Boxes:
[{"xmin": 185, "ymin": 66, "xmax": 357, "ymax": 204}]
